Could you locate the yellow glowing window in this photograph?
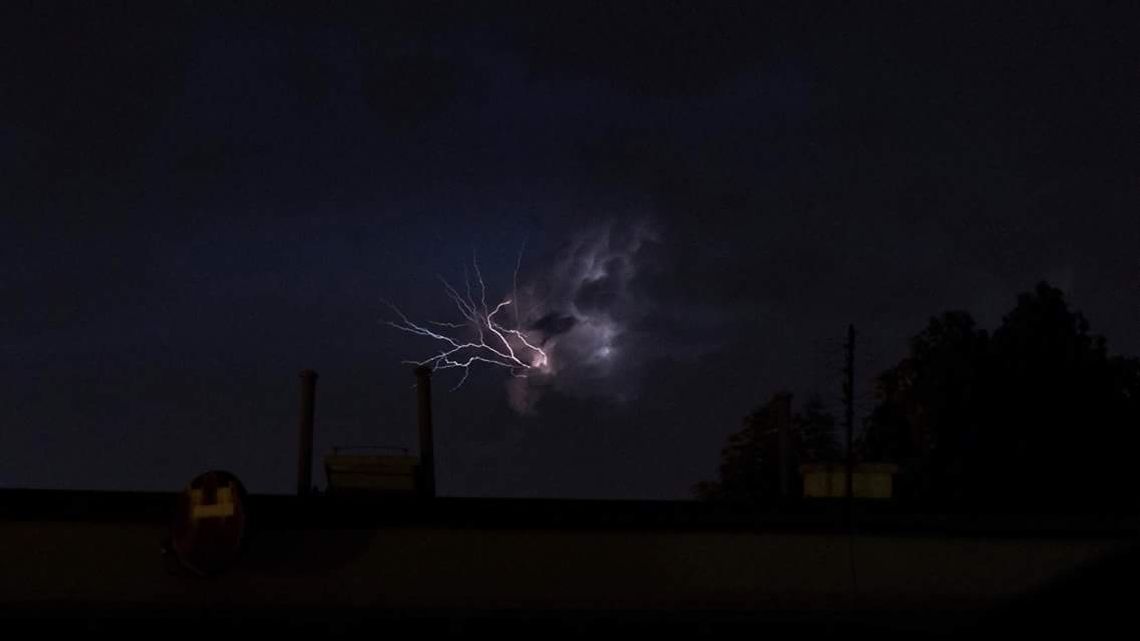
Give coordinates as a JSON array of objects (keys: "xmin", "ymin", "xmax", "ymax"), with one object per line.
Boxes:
[{"xmin": 190, "ymin": 486, "xmax": 236, "ymax": 519}]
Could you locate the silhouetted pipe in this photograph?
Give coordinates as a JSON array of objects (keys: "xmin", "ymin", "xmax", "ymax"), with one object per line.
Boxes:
[
  {"xmin": 415, "ymin": 365, "xmax": 436, "ymax": 499},
  {"xmin": 297, "ymin": 369, "xmax": 318, "ymax": 496}
]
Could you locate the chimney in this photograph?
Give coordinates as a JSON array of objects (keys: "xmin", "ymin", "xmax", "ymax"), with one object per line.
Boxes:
[
  {"xmin": 297, "ymin": 369, "xmax": 318, "ymax": 496},
  {"xmin": 414, "ymin": 365, "xmax": 436, "ymax": 499}
]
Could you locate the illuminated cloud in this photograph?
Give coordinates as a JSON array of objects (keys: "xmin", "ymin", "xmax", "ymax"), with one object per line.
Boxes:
[
  {"xmin": 508, "ymin": 219, "xmax": 659, "ymax": 412},
  {"xmin": 385, "ymin": 218, "xmax": 660, "ymax": 414}
]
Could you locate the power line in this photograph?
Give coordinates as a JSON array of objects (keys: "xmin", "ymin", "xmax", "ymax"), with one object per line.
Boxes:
[
  {"xmin": 842, "ymin": 323, "xmax": 859, "ymax": 600},
  {"xmin": 843, "ymin": 324, "xmax": 856, "ymax": 508}
]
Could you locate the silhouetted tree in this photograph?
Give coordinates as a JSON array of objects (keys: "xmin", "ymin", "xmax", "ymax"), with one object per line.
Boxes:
[
  {"xmin": 693, "ymin": 399, "xmax": 781, "ymax": 502},
  {"xmin": 984, "ymin": 282, "xmax": 1137, "ymax": 507},
  {"xmin": 863, "ymin": 282, "xmax": 1140, "ymax": 511},
  {"xmin": 701, "ymin": 282, "xmax": 1140, "ymax": 510},
  {"xmin": 862, "ymin": 310, "xmax": 989, "ymax": 504},
  {"xmin": 694, "ymin": 394, "xmax": 839, "ymax": 502}
]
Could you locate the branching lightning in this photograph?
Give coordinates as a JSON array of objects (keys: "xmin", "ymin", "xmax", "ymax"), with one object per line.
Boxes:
[
  {"xmin": 386, "ymin": 221, "xmax": 654, "ymax": 411},
  {"xmin": 385, "ymin": 252, "xmax": 550, "ymax": 390}
]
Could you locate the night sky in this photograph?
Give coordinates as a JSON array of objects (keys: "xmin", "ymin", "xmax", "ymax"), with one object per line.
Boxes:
[{"xmin": 4, "ymin": 2, "xmax": 1137, "ymax": 498}]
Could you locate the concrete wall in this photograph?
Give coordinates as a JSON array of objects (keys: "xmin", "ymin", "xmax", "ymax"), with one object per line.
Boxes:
[
  {"xmin": 3, "ymin": 491, "xmax": 1137, "ymax": 632},
  {"xmin": 0, "ymin": 519, "xmax": 1125, "ymax": 622}
]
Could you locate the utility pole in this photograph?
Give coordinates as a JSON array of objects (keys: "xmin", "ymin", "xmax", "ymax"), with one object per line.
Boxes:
[
  {"xmin": 843, "ymin": 324, "xmax": 856, "ymax": 517},
  {"xmin": 842, "ymin": 324, "xmax": 860, "ymax": 598},
  {"xmin": 297, "ymin": 370, "xmax": 318, "ymax": 496},
  {"xmin": 776, "ymin": 392, "xmax": 793, "ymax": 502}
]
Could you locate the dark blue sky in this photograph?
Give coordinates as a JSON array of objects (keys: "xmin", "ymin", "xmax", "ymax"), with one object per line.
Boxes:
[{"xmin": 3, "ymin": 2, "xmax": 1138, "ymax": 497}]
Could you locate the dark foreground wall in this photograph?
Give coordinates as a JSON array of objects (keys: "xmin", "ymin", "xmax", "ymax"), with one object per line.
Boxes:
[{"xmin": 1, "ymin": 491, "xmax": 1137, "ymax": 635}]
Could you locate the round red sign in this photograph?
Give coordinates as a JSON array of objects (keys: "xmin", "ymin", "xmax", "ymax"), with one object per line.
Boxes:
[{"xmin": 171, "ymin": 470, "xmax": 248, "ymax": 576}]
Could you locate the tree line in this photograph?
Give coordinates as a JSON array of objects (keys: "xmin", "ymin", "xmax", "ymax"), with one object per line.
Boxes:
[{"xmin": 695, "ymin": 282, "xmax": 1140, "ymax": 512}]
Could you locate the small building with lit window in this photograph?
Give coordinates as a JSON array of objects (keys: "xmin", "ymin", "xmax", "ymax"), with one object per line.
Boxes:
[{"xmin": 800, "ymin": 463, "xmax": 899, "ymax": 499}]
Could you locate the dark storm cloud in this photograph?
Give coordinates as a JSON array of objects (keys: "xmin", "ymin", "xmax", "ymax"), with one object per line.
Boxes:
[
  {"xmin": 0, "ymin": 4, "xmax": 190, "ymax": 151},
  {"xmin": 4, "ymin": 3, "xmax": 1138, "ymax": 497},
  {"xmin": 573, "ymin": 264, "xmax": 624, "ymax": 312},
  {"xmin": 557, "ymin": 3, "xmax": 1139, "ymax": 347},
  {"xmin": 173, "ymin": 140, "xmax": 274, "ymax": 178},
  {"xmin": 359, "ymin": 47, "xmax": 462, "ymax": 130},
  {"xmin": 511, "ymin": 1, "xmax": 772, "ymax": 98},
  {"xmin": 531, "ymin": 313, "xmax": 576, "ymax": 337},
  {"xmin": 0, "ymin": 3, "xmax": 193, "ymax": 223}
]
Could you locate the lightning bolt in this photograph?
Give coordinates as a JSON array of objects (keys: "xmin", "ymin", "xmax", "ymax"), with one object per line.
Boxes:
[{"xmin": 385, "ymin": 253, "xmax": 550, "ymax": 391}]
